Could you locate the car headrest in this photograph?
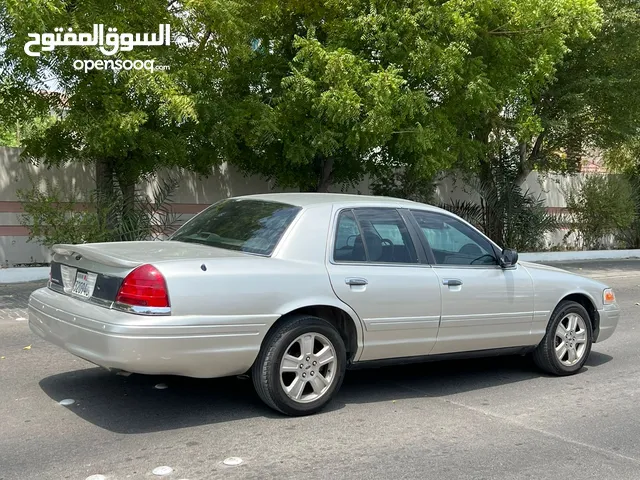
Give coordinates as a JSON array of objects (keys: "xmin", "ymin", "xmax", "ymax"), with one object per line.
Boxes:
[{"xmin": 361, "ymin": 229, "xmax": 383, "ymax": 262}]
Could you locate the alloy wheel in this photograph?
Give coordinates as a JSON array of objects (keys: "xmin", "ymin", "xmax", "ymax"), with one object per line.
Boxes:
[
  {"xmin": 554, "ymin": 313, "xmax": 588, "ymax": 367},
  {"xmin": 279, "ymin": 332, "xmax": 337, "ymax": 403}
]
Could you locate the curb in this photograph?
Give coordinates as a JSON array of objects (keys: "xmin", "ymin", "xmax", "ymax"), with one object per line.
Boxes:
[
  {"xmin": 519, "ymin": 249, "xmax": 640, "ymax": 263},
  {"xmin": 0, "ymin": 267, "xmax": 50, "ymax": 284}
]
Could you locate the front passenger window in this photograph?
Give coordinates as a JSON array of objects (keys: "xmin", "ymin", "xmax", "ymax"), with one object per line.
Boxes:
[{"xmin": 411, "ymin": 211, "xmax": 497, "ymax": 266}]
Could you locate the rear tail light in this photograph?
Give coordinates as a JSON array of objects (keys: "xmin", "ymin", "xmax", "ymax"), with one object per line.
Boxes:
[{"xmin": 115, "ymin": 264, "xmax": 171, "ymax": 315}]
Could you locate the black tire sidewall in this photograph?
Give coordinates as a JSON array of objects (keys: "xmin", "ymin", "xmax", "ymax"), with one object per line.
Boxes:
[
  {"xmin": 545, "ymin": 302, "xmax": 593, "ymax": 374},
  {"xmin": 265, "ymin": 318, "xmax": 346, "ymax": 416}
]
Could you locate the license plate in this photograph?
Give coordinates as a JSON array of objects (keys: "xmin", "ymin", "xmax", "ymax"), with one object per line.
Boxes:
[{"xmin": 71, "ymin": 272, "xmax": 98, "ymax": 298}]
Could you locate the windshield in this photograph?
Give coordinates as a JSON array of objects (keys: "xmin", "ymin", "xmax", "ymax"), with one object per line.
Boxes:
[{"xmin": 170, "ymin": 199, "xmax": 301, "ymax": 255}]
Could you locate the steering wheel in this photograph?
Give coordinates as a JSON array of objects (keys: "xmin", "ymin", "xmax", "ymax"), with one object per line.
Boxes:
[{"xmin": 470, "ymin": 254, "xmax": 497, "ymax": 265}]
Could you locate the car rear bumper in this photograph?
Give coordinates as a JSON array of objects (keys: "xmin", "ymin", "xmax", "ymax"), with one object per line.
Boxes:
[
  {"xmin": 595, "ymin": 304, "xmax": 620, "ymax": 343},
  {"xmin": 28, "ymin": 287, "xmax": 276, "ymax": 378}
]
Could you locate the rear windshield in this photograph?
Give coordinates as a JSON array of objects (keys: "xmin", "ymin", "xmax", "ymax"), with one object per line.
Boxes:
[{"xmin": 170, "ymin": 199, "xmax": 301, "ymax": 255}]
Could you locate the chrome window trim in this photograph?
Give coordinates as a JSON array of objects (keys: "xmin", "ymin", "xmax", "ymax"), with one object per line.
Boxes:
[
  {"xmin": 331, "ymin": 260, "xmax": 434, "ymax": 268},
  {"xmin": 430, "ymin": 264, "xmax": 506, "ymax": 270}
]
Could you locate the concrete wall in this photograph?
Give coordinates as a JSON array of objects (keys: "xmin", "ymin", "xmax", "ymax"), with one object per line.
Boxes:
[
  {"xmin": 0, "ymin": 147, "xmax": 371, "ymax": 265},
  {"xmin": 0, "ymin": 147, "xmax": 95, "ymax": 266},
  {"xmin": 0, "ymin": 145, "xmax": 603, "ymax": 265}
]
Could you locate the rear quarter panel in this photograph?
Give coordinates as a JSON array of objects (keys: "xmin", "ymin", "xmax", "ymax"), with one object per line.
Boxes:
[{"xmin": 154, "ymin": 204, "xmax": 365, "ymax": 355}]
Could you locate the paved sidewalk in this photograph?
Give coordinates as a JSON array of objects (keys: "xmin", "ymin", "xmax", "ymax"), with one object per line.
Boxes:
[
  {"xmin": 0, "ymin": 281, "xmax": 46, "ymax": 322},
  {"xmin": 546, "ymin": 259, "xmax": 640, "ymax": 279}
]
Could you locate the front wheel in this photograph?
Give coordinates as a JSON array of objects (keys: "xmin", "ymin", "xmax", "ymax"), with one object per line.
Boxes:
[
  {"xmin": 533, "ymin": 300, "xmax": 593, "ymax": 376},
  {"xmin": 252, "ymin": 315, "xmax": 346, "ymax": 416}
]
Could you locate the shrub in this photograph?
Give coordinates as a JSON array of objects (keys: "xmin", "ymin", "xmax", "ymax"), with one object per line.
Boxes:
[
  {"xmin": 18, "ymin": 175, "xmax": 182, "ymax": 248},
  {"xmin": 441, "ymin": 175, "xmax": 559, "ymax": 252},
  {"xmin": 614, "ymin": 175, "xmax": 640, "ymax": 249},
  {"xmin": 564, "ymin": 174, "xmax": 636, "ymax": 250}
]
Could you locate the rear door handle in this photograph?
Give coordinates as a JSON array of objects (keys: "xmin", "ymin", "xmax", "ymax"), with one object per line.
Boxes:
[
  {"xmin": 346, "ymin": 277, "xmax": 368, "ymax": 286},
  {"xmin": 442, "ymin": 279, "xmax": 463, "ymax": 286}
]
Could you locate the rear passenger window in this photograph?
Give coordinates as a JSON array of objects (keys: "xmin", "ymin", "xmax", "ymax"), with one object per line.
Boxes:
[{"xmin": 333, "ymin": 208, "xmax": 418, "ymax": 264}]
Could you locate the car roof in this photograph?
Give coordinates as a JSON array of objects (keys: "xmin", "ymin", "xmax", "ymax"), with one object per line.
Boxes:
[{"xmin": 233, "ymin": 192, "xmax": 445, "ymax": 211}]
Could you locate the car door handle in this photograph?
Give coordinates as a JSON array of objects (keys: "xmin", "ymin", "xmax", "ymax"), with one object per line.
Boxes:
[
  {"xmin": 442, "ymin": 279, "xmax": 463, "ymax": 286},
  {"xmin": 346, "ymin": 277, "xmax": 368, "ymax": 286}
]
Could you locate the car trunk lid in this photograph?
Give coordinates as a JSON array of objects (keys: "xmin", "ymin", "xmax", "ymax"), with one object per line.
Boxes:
[
  {"xmin": 52, "ymin": 241, "xmax": 250, "ymax": 268},
  {"xmin": 49, "ymin": 241, "xmax": 253, "ymax": 305}
]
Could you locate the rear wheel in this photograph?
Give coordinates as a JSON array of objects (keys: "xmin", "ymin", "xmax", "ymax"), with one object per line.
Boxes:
[
  {"xmin": 533, "ymin": 301, "xmax": 593, "ymax": 376},
  {"xmin": 252, "ymin": 315, "xmax": 346, "ymax": 416}
]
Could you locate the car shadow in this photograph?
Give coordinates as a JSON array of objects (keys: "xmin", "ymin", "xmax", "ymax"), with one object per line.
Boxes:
[
  {"xmin": 38, "ymin": 351, "xmax": 612, "ymax": 434},
  {"xmin": 584, "ymin": 350, "xmax": 613, "ymax": 367}
]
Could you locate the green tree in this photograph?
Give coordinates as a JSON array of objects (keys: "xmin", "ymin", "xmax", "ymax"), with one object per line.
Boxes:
[
  {"xmin": 0, "ymin": 0, "xmax": 233, "ymax": 218},
  {"xmin": 565, "ymin": 174, "xmax": 635, "ymax": 249},
  {"xmin": 1, "ymin": 0, "xmax": 607, "ymax": 203},
  {"xmin": 483, "ymin": 0, "xmax": 640, "ymax": 185},
  {"xmin": 433, "ymin": 0, "xmax": 639, "ymax": 250},
  {"xmin": 201, "ymin": 0, "xmax": 602, "ymax": 192}
]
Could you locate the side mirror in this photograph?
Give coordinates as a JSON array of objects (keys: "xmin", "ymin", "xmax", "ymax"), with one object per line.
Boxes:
[{"xmin": 499, "ymin": 248, "xmax": 518, "ymax": 268}]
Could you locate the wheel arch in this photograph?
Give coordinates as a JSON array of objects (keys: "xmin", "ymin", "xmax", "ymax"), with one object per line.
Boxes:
[
  {"xmin": 557, "ymin": 292, "xmax": 600, "ymax": 340},
  {"xmin": 266, "ymin": 301, "xmax": 364, "ymax": 362}
]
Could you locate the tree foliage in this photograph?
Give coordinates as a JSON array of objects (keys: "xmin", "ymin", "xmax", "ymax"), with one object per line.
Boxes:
[
  {"xmin": 197, "ymin": 0, "xmax": 603, "ymax": 191},
  {"xmin": 0, "ymin": 0, "xmax": 222, "ymax": 211},
  {"xmin": 1, "ymin": 0, "xmax": 628, "ymax": 202},
  {"xmin": 470, "ymin": 0, "xmax": 640, "ymax": 184}
]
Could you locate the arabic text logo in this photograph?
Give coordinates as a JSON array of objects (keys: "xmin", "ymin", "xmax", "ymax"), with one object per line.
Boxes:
[{"xmin": 24, "ymin": 24, "xmax": 171, "ymax": 57}]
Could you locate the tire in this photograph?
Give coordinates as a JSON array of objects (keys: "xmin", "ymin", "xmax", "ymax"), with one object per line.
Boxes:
[
  {"xmin": 533, "ymin": 300, "xmax": 593, "ymax": 376},
  {"xmin": 251, "ymin": 315, "xmax": 347, "ymax": 416}
]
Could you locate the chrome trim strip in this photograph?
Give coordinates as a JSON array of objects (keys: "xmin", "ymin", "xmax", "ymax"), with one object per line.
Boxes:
[
  {"xmin": 365, "ymin": 315, "xmax": 441, "ymax": 323},
  {"xmin": 48, "ymin": 284, "xmax": 171, "ymax": 316},
  {"xmin": 441, "ymin": 311, "xmax": 534, "ymax": 319},
  {"xmin": 113, "ymin": 302, "xmax": 172, "ymax": 316}
]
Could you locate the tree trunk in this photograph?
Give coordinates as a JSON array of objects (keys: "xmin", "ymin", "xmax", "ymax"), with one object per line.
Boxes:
[
  {"xmin": 316, "ymin": 157, "xmax": 334, "ymax": 193},
  {"xmin": 477, "ymin": 159, "xmax": 506, "ymax": 246},
  {"xmin": 115, "ymin": 169, "xmax": 136, "ymax": 241},
  {"xmin": 514, "ymin": 132, "xmax": 545, "ymax": 185},
  {"xmin": 95, "ymin": 157, "xmax": 113, "ymax": 204},
  {"xmin": 299, "ymin": 157, "xmax": 335, "ymax": 192},
  {"xmin": 95, "ymin": 158, "xmax": 116, "ymax": 233}
]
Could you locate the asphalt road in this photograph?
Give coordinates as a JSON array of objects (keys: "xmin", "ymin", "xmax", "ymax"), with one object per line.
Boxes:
[{"xmin": 1, "ymin": 260, "xmax": 639, "ymax": 480}]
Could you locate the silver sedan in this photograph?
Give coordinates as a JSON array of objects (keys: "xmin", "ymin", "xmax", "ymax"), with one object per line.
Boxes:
[{"xmin": 28, "ymin": 193, "xmax": 620, "ymax": 415}]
